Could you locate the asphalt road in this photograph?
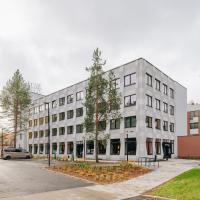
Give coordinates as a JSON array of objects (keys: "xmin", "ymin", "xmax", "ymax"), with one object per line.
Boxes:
[{"xmin": 0, "ymin": 159, "xmax": 93, "ymax": 199}]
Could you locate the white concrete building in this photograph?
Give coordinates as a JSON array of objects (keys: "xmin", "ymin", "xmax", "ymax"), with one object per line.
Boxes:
[{"xmin": 17, "ymin": 58, "xmax": 187, "ymax": 160}]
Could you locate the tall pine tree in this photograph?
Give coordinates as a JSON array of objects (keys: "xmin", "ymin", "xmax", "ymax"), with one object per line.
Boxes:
[
  {"xmin": 0, "ymin": 69, "xmax": 31, "ymax": 147},
  {"xmin": 84, "ymin": 48, "xmax": 121, "ymax": 162}
]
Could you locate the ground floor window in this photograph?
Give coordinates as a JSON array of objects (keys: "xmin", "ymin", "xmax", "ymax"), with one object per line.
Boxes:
[
  {"xmin": 86, "ymin": 140, "xmax": 94, "ymax": 155},
  {"xmin": 39, "ymin": 144, "xmax": 44, "ymax": 154},
  {"xmin": 155, "ymin": 139, "xmax": 161, "ymax": 155},
  {"xmin": 67, "ymin": 142, "xmax": 73, "ymax": 154},
  {"xmin": 59, "ymin": 142, "xmax": 65, "ymax": 154},
  {"xmin": 45, "ymin": 143, "xmax": 49, "ymax": 154},
  {"xmin": 170, "ymin": 140, "xmax": 174, "ymax": 154},
  {"xmin": 29, "ymin": 144, "xmax": 32, "ymax": 153},
  {"xmin": 125, "ymin": 138, "xmax": 137, "ymax": 155},
  {"xmin": 98, "ymin": 140, "xmax": 106, "ymax": 155},
  {"xmin": 34, "ymin": 144, "xmax": 38, "ymax": 154},
  {"xmin": 146, "ymin": 138, "xmax": 153, "ymax": 155},
  {"xmin": 76, "ymin": 141, "xmax": 83, "ymax": 158},
  {"xmin": 52, "ymin": 143, "xmax": 57, "ymax": 154},
  {"xmin": 110, "ymin": 139, "xmax": 120, "ymax": 155}
]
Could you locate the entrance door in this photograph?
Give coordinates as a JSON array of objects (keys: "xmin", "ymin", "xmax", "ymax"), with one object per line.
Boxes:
[
  {"xmin": 76, "ymin": 143, "xmax": 83, "ymax": 158},
  {"xmin": 162, "ymin": 142, "xmax": 172, "ymax": 159}
]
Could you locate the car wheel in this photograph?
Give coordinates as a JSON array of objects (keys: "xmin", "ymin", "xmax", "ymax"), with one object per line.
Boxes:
[
  {"xmin": 26, "ymin": 155, "xmax": 31, "ymax": 159},
  {"xmin": 5, "ymin": 156, "xmax": 11, "ymax": 160}
]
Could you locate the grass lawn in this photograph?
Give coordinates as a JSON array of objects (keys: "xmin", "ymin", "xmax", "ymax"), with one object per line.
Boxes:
[{"xmin": 148, "ymin": 168, "xmax": 200, "ymax": 200}]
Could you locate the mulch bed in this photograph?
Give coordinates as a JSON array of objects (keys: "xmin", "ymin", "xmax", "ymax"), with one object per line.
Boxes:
[{"xmin": 47, "ymin": 161, "xmax": 151, "ymax": 184}]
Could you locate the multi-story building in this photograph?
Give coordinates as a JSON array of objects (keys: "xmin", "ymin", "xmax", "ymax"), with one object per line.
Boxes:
[
  {"xmin": 17, "ymin": 58, "xmax": 187, "ymax": 160},
  {"xmin": 187, "ymin": 103, "xmax": 200, "ymax": 135}
]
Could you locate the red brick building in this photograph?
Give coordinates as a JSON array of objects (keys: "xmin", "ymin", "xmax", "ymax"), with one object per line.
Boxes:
[{"xmin": 178, "ymin": 103, "xmax": 200, "ymax": 158}]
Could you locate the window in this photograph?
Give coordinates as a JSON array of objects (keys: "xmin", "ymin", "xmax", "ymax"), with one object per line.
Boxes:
[
  {"xmin": 163, "ymin": 102, "xmax": 168, "ymax": 113},
  {"xmin": 29, "ymin": 120, "xmax": 32, "ymax": 127},
  {"xmin": 124, "ymin": 73, "xmax": 136, "ymax": 86},
  {"xmin": 124, "ymin": 94, "xmax": 136, "ymax": 107},
  {"xmin": 170, "ymin": 123, "xmax": 175, "ymax": 132},
  {"xmin": 52, "ymin": 114, "xmax": 57, "ymax": 122},
  {"xmin": 170, "ymin": 88, "xmax": 174, "ymax": 99},
  {"xmin": 52, "ymin": 100, "xmax": 57, "ymax": 108},
  {"xmin": 155, "ymin": 139, "xmax": 161, "ymax": 154},
  {"xmin": 52, "ymin": 128, "xmax": 57, "ymax": 136},
  {"xmin": 155, "ymin": 119, "xmax": 161, "ymax": 130},
  {"xmin": 59, "ymin": 142, "xmax": 65, "ymax": 154},
  {"xmin": 34, "ymin": 131, "xmax": 38, "ymax": 138},
  {"xmin": 67, "ymin": 110, "xmax": 74, "ymax": 119},
  {"xmin": 29, "ymin": 132, "xmax": 32, "ymax": 139},
  {"xmin": 39, "ymin": 117, "xmax": 44, "ymax": 125},
  {"xmin": 76, "ymin": 124, "xmax": 83, "ymax": 133},
  {"xmin": 170, "ymin": 140, "xmax": 174, "ymax": 154},
  {"xmin": 52, "ymin": 143, "xmax": 57, "ymax": 154},
  {"xmin": 163, "ymin": 84, "xmax": 168, "ymax": 95},
  {"xmin": 59, "ymin": 112, "xmax": 65, "ymax": 121},
  {"xmin": 67, "ymin": 94, "xmax": 73, "ymax": 104},
  {"xmin": 112, "ymin": 78, "xmax": 120, "ymax": 89},
  {"xmin": 34, "ymin": 107, "xmax": 38, "ymax": 114},
  {"xmin": 59, "ymin": 127, "xmax": 65, "ymax": 135},
  {"xmin": 98, "ymin": 121, "xmax": 106, "ymax": 131},
  {"xmin": 125, "ymin": 138, "xmax": 137, "ymax": 155},
  {"xmin": 110, "ymin": 139, "xmax": 120, "ymax": 155},
  {"xmin": 39, "ymin": 144, "xmax": 44, "ymax": 154},
  {"xmin": 76, "ymin": 107, "xmax": 83, "ymax": 117},
  {"xmin": 98, "ymin": 140, "xmax": 106, "ymax": 155},
  {"xmin": 45, "ymin": 129, "xmax": 49, "ymax": 137},
  {"xmin": 163, "ymin": 121, "xmax": 168, "ymax": 131},
  {"xmin": 45, "ymin": 103, "xmax": 49, "ymax": 110},
  {"xmin": 170, "ymin": 105, "xmax": 174, "ymax": 115},
  {"xmin": 146, "ymin": 73, "xmax": 152, "ymax": 87},
  {"xmin": 45, "ymin": 143, "xmax": 49, "ymax": 154},
  {"xmin": 155, "ymin": 79, "xmax": 161, "ymax": 91},
  {"xmin": 124, "ymin": 116, "xmax": 136, "ymax": 128},
  {"xmin": 190, "ymin": 123, "xmax": 198, "ymax": 129},
  {"xmin": 34, "ymin": 144, "xmax": 38, "ymax": 154},
  {"xmin": 190, "ymin": 111, "xmax": 198, "ymax": 119},
  {"xmin": 59, "ymin": 97, "xmax": 65, "ymax": 106},
  {"xmin": 146, "ymin": 95, "xmax": 152, "ymax": 107},
  {"xmin": 67, "ymin": 142, "xmax": 73, "ymax": 154},
  {"xmin": 146, "ymin": 138, "xmax": 153, "ymax": 155},
  {"xmin": 39, "ymin": 130, "xmax": 44, "ymax": 138},
  {"xmin": 29, "ymin": 145, "xmax": 32, "ymax": 153},
  {"xmin": 45, "ymin": 116, "xmax": 49, "ymax": 124},
  {"xmin": 76, "ymin": 91, "xmax": 83, "ymax": 101},
  {"xmin": 86, "ymin": 140, "xmax": 94, "ymax": 155},
  {"xmin": 39, "ymin": 105, "xmax": 44, "ymax": 112},
  {"xmin": 34, "ymin": 119, "xmax": 38, "ymax": 126},
  {"xmin": 155, "ymin": 99, "xmax": 161, "ymax": 110},
  {"xmin": 146, "ymin": 116, "xmax": 152, "ymax": 128},
  {"xmin": 110, "ymin": 119, "xmax": 120, "ymax": 130},
  {"xmin": 67, "ymin": 126, "xmax": 73, "ymax": 134}
]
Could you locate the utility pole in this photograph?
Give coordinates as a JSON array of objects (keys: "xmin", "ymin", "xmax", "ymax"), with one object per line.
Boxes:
[
  {"xmin": 126, "ymin": 133, "xmax": 128, "ymax": 162},
  {"xmin": 45, "ymin": 102, "xmax": 51, "ymax": 167},
  {"xmin": 1, "ymin": 128, "xmax": 3, "ymax": 158}
]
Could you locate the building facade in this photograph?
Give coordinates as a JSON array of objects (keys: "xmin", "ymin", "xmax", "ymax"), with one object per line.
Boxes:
[
  {"xmin": 187, "ymin": 103, "xmax": 200, "ymax": 135},
  {"xmin": 17, "ymin": 58, "xmax": 187, "ymax": 160}
]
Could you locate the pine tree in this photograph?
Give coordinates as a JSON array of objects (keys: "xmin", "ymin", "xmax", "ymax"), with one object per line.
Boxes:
[
  {"xmin": 0, "ymin": 69, "xmax": 31, "ymax": 147},
  {"xmin": 84, "ymin": 48, "xmax": 121, "ymax": 162}
]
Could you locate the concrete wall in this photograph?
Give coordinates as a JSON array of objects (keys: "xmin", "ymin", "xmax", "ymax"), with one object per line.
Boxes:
[{"xmin": 178, "ymin": 135, "xmax": 200, "ymax": 158}]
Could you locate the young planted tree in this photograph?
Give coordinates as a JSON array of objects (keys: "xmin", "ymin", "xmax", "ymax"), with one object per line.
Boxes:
[
  {"xmin": 84, "ymin": 48, "xmax": 121, "ymax": 163},
  {"xmin": 0, "ymin": 69, "xmax": 31, "ymax": 147}
]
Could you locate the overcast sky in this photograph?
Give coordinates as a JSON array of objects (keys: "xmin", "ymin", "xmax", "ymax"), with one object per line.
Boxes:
[{"xmin": 0, "ymin": 0, "xmax": 200, "ymax": 102}]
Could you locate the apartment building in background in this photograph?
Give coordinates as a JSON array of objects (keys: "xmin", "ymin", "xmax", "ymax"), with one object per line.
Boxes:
[
  {"xmin": 178, "ymin": 103, "xmax": 200, "ymax": 158},
  {"xmin": 16, "ymin": 58, "xmax": 187, "ymax": 160}
]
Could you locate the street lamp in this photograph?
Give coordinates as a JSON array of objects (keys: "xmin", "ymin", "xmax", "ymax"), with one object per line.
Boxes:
[
  {"xmin": 45, "ymin": 102, "xmax": 51, "ymax": 167},
  {"xmin": 125, "ymin": 130, "xmax": 134, "ymax": 162},
  {"xmin": 83, "ymin": 135, "xmax": 86, "ymax": 161}
]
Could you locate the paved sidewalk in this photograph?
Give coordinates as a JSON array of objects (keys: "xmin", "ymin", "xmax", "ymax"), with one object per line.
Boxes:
[{"xmin": 2, "ymin": 159, "xmax": 199, "ymax": 200}]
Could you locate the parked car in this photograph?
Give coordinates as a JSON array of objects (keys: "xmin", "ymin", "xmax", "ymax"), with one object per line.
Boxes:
[{"xmin": 3, "ymin": 148, "xmax": 32, "ymax": 160}]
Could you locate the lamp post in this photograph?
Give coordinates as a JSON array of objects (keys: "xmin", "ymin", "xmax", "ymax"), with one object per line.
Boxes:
[
  {"xmin": 125, "ymin": 130, "xmax": 134, "ymax": 162},
  {"xmin": 45, "ymin": 102, "xmax": 51, "ymax": 167},
  {"xmin": 83, "ymin": 135, "xmax": 86, "ymax": 161}
]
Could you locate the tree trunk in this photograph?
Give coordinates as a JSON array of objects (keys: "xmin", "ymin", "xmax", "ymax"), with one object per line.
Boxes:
[{"xmin": 13, "ymin": 102, "xmax": 18, "ymax": 148}]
